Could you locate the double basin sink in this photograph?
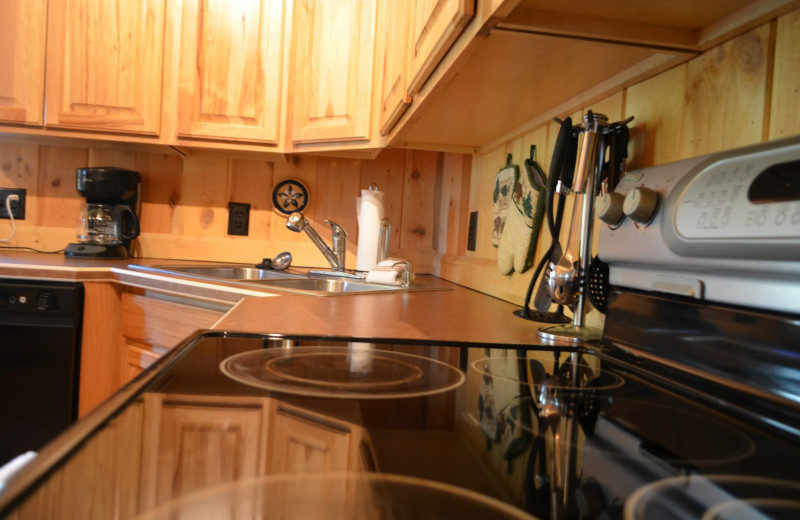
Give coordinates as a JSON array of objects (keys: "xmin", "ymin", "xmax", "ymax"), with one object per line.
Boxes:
[{"xmin": 129, "ymin": 263, "xmax": 428, "ymax": 296}]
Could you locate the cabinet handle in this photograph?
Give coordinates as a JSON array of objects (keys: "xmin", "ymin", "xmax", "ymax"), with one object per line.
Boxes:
[{"xmin": 276, "ymin": 406, "xmax": 351, "ymax": 434}]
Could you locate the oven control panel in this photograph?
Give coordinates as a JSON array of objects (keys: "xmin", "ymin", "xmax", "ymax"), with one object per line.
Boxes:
[
  {"xmin": 674, "ymin": 151, "xmax": 800, "ymax": 240},
  {"xmin": 598, "ymin": 136, "xmax": 800, "ymax": 314}
]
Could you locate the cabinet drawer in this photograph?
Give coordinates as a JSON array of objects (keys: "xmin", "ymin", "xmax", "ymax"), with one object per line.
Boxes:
[{"xmin": 121, "ymin": 293, "xmax": 224, "ymax": 350}]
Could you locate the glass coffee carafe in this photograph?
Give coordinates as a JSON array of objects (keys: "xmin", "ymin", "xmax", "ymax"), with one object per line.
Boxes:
[
  {"xmin": 77, "ymin": 203, "xmax": 140, "ymax": 246},
  {"xmin": 64, "ymin": 167, "xmax": 142, "ymax": 258}
]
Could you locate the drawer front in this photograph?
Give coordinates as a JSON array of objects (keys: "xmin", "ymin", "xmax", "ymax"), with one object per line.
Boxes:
[{"xmin": 121, "ymin": 293, "xmax": 225, "ymax": 350}]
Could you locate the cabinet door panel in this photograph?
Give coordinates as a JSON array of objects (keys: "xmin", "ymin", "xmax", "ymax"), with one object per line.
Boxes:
[
  {"xmin": 270, "ymin": 405, "xmax": 350, "ymax": 474},
  {"xmin": 153, "ymin": 401, "xmax": 265, "ymax": 505},
  {"xmin": 0, "ymin": 0, "xmax": 46, "ymax": 125},
  {"xmin": 291, "ymin": 0, "xmax": 376, "ymax": 144},
  {"xmin": 45, "ymin": 0, "xmax": 166, "ymax": 134},
  {"xmin": 177, "ymin": 0, "xmax": 285, "ymax": 143},
  {"xmin": 407, "ymin": 0, "xmax": 474, "ymax": 96},
  {"xmin": 377, "ymin": 0, "xmax": 412, "ymax": 135}
]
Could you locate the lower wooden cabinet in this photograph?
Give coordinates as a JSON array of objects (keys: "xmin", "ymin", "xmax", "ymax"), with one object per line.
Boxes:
[
  {"xmin": 137, "ymin": 394, "xmax": 372, "ymax": 512},
  {"xmin": 138, "ymin": 394, "xmax": 270, "ymax": 510},
  {"xmin": 78, "ymin": 284, "xmax": 230, "ymax": 417},
  {"xmin": 269, "ymin": 402, "xmax": 352, "ymax": 474},
  {"xmin": 121, "ymin": 291, "xmax": 227, "ymax": 381},
  {"xmin": 10, "ymin": 404, "xmax": 144, "ymax": 520}
]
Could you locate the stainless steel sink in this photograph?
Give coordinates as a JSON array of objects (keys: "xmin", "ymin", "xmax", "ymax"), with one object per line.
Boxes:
[
  {"xmin": 128, "ymin": 263, "xmax": 307, "ymax": 283},
  {"xmin": 127, "ymin": 263, "xmax": 439, "ymax": 296},
  {"xmin": 247, "ymin": 277, "xmax": 404, "ymax": 295},
  {"xmin": 152, "ymin": 264, "xmax": 306, "ymax": 281}
]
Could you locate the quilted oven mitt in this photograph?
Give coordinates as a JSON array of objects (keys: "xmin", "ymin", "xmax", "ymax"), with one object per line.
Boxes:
[
  {"xmin": 491, "ymin": 154, "xmax": 519, "ymax": 248},
  {"xmin": 497, "ymin": 145, "xmax": 547, "ymax": 274}
]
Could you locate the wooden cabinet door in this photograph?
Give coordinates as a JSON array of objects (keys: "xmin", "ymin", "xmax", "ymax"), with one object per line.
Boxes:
[
  {"xmin": 177, "ymin": 0, "xmax": 285, "ymax": 143},
  {"xmin": 45, "ymin": 0, "xmax": 166, "ymax": 135},
  {"xmin": 407, "ymin": 0, "xmax": 474, "ymax": 96},
  {"xmin": 0, "ymin": 0, "xmax": 46, "ymax": 125},
  {"xmin": 377, "ymin": 0, "xmax": 412, "ymax": 136},
  {"xmin": 142, "ymin": 396, "xmax": 268, "ymax": 508},
  {"xmin": 13, "ymin": 404, "xmax": 143, "ymax": 520},
  {"xmin": 269, "ymin": 404, "xmax": 351, "ymax": 474},
  {"xmin": 290, "ymin": 0, "xmax": 377, "ymax": 145}
]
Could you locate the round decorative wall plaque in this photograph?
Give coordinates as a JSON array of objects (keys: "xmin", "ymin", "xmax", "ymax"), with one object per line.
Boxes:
[{"xmin": 271, "ymin": 179, "xmax": 309, "ymax": 216}]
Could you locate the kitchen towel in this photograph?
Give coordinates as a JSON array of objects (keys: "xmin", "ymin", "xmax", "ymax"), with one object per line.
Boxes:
[
  {"xmin": 497, "ymin": 145, "xmax": 547, "ymax": 274},
  {"xmin": 365, "ymin": 258, "xmax": 412, "ymax": 286},
  {"xmin": 356, "ymin": 187, "xmax": 386, "ymax": 272}
]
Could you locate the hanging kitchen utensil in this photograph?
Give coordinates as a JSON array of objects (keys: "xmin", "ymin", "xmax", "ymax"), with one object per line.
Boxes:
[
  {"xmin": 491, "ymin": 154, "xmax": 518, "ymax": 248},
  {"xmin": 513, "ymin": 117, "xmax": 577, "ymax": 324},
  {"xmin": 576, "ymin": 371, "xmax": 619, "ymax": 436},
  {"xmin": 497, "ymin": 146, "xmax": 547, "ymax": 275},
  {"xmin": 533, "ymin": 118, "xmax": 578, "ymax": 312},
  {"xmin": 586, "ymin": 255, "xmax": 610, "ymax": 313}
]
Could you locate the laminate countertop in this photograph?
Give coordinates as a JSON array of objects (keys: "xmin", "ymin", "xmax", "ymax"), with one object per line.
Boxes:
[{"xmin": 0, "ymin": 250, "xmax": 562, "ymax": 347}]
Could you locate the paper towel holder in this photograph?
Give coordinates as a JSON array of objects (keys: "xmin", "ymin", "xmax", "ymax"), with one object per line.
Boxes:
[{"xmin": 378, "ymin": 218, "xmax": 391, "ymax": 261}]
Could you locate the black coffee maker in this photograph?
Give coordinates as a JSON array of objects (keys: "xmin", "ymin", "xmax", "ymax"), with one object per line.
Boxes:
[{"xmin": 64, "ymin": 167, "xmax": 141, "ymax": 258}]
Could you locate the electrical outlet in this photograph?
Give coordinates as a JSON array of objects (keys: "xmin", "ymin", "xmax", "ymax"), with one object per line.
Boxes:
[
  {"xmin": 227, "ymin": 202, "xmax": 250, "ymax": 236},
  {"xmin": 0, "ymin": 188, "xmax": 26, "ymax": 220},
  {"xmin": 467, "ymin": 211, "xmax": 478, "ymax": 251}
]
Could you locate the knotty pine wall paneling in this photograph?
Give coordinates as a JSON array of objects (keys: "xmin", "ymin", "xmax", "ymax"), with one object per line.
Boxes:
[
  {"xmin": 769, "ymin": 9, "xmax": 800, "ymax": 139},
  {"xmin": 435, "ymin": 10, "xmax": 800, "ymax": 308},
  {"xmin": 0, "ymin": 142, "xmax": 466, "ymax": 274}
]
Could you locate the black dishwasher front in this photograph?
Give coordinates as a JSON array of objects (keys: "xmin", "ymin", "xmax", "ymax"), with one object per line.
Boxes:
[{"xmin": 0, "ymin": 279, "xmax": 84, "ymax": 466}]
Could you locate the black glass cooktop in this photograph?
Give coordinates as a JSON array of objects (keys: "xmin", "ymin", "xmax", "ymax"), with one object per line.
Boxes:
[{"xmin": 1, "ymin": 328, "xmax": 799, "ymax": 520}]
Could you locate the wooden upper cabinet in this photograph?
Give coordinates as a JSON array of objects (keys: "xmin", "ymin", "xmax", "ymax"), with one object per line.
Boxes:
[
  {"xmin": 377, "ymin": 0, "xmax": 412, "ymax": 136},
  {"xmin": 290, "ymin": 0, "xmax": 377, "ymax": 145},
  {"xmin": 407, "ymin": 0, "xmax": 474, "ymax": 97},
  {"xmin": 0, "ymin": 0, "xmax": 47, "ymax": 125},
  {"xmin": 45, "ymin": 0, "xmax": 166, "ymax": 135},
  {"xmin": 176, "ymin": 0, "xmax": 286, "ymax": 143}
]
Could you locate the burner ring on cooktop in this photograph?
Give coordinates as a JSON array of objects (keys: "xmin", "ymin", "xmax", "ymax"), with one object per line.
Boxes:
[
  {"xmin": 624, "ymin": 475, "xmax": 800, "ymax": 520},
  {"xmin": 263, "ymin": 352, "xmax": 425, "ymax": 389},
  {"xmin": 132, "ymin": 472, "xmax": 538, "ymax": 520},
  {"xmin": 220, "ymin": 346, "xmax": 465, "ymax": 399}
]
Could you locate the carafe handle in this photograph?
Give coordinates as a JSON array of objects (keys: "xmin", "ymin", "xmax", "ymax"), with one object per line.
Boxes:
[{"xmin": 117, "ymin": 205, "xmax": 140, "ymax": 241}]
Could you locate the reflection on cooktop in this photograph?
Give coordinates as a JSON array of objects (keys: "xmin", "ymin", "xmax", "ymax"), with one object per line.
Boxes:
[
  {"xmin": 220, "ymin": 346, "xmax": 466, "ymax": 399},
  {"xmin": 132, "ymin": 473, "xmax": 538, "ymax": 520},
  {"xmin": 625, "ymin": 475, "xmax": 800, "ymax": 520}
]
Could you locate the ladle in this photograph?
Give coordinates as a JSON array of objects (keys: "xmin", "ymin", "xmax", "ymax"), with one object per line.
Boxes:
[{"xmin": 271, "ymin": 251, "xmax": 292, "ymax": 270}]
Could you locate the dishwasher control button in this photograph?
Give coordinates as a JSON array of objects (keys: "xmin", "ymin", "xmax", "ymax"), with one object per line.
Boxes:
[
  {"xmin": 18, "ymin": 295, "xmax": 27, "ymax": 304},
  {"xmin": 38, "ymin": 292, "xmax": 56, "ymax": 310}
]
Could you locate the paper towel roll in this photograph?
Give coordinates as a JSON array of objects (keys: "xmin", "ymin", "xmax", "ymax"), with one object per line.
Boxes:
[{"xmin": 356, "ymin": 188, "xmax": 385, "ymax": 272}]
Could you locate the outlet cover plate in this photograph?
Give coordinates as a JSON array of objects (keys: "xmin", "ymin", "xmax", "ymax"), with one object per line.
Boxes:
[
  {"xmin": 0, "ymin": 188, "xmax": 26, "ymax": 220},
  {"xmin": 228, "ymin": 202, "xmax": 250, "ymax": 236}
]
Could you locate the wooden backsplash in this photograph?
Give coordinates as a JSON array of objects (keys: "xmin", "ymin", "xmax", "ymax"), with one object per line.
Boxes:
[
  {"xmin": 437, "ymin": 9, "xmax": 800, "ymax": 308},
  {"xmin": 0, "ymin": 144, "xmax": 470, "ymax": 273}
]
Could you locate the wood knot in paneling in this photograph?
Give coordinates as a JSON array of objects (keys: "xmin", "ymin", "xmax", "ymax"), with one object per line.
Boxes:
[
  {"xmin": 734, "ymin": 32, "xmax": 764, "ymax": 74},
  {"xmin": 51, "ymin": 178, "xmax": 61, "ymax": 187},
  {"xmin": 412, "ymin": 226, "xmax": 425, "ymax": 237},
  {"xmin": 201, "ymin": 208, "xmax": 214, "ymax": 228}
]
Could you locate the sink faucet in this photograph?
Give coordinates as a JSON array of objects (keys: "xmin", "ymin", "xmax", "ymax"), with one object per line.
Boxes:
[{"xmin": 286, "ymin": 212, "xmax": 347, "ymax": 271}]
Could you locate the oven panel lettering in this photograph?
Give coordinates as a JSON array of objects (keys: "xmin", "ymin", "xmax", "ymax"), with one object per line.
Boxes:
[{"xmin": 675, "ymin": 157, "xmax": 800, "ymax": 240}]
